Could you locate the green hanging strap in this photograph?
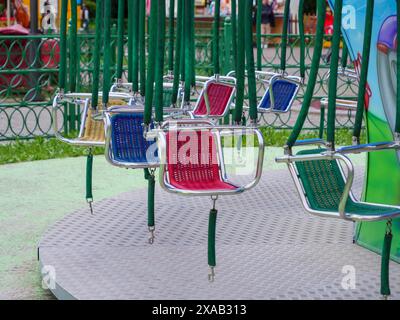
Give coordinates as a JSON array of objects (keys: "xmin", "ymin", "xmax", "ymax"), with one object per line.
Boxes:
[
  {"xmin": 381, "ymin": 220, "xmax": 393, "ymax": 297},
  {"xmin": 131, "ymin": 0, "xmax": 140, "ymax": 92},
  {"xmin": 212, "ymin": 0, "xmax": 221, "ymax": 75},
  {"xmin": 245, "ymin": 0, "xmax": 257, "ymax": 123},
  {"xmin": 396, "ymin": 1, "xmax": 400, "ymax": 137},
  {"xmin": 69, "ymin": 0, "xmax": 78, "ymax": 92},
  {"xmin": 298, "ymin": 0, "xmax": 306, "ymax": 80},
  {"xmin": 256, "ymin": 0, "xmax": 262, "ymax": 71},
  {"xmin": 352, "ymin": 0, "xmax": 374, "ymax": 144},
  {"xmin": 144, "ymin": 169, "xmax": 156, "ymax": 244},
  {"xmin": 231, "ymin": 0, "xmax": 237, "ymax": 74},
  {"xmin": 144, "ymin": 0, "xmax": 158, "ymax": 127},
  {"xmin": 286, "ymin": 0, "xmax": 326, "ymax": 149},
  {"xmin": 154, "ymin": 0, "xmax": 166, "ymax": 123},
  {"xmin": 280, "ymin": 0, "xmax": 291, "ymax": 73},
  {"xmin": 128, "ymin": 0, "xmax": 134, "ymax": 83},
  {"xmin": 102, "ymin": 0, "xmax": 112, "ymax": 108},
  {"xmin": 233, "ymin": 0, "xmax": 245, "ymax": 124},
  {"xmin": 86, "ymin": 149, "xmax": 94, "ymax": 214},
  {"xmin": 208, "ymin": 201, "xmax": 218, "ymax": 282},
  {"xmin": 171, "ymin": 0, "xmax": 183, "ymax": 106},
  {"xmin": 326, "ymin": 0, "xmax": 343, "ymax": 150},
  {"xmin": 116, "ymin": 0, "xmax": 125, "ymax": 82},
  {"xmin": 341, "ymin": 42, "xmax": 349, "ymax": 70},
  {"xmin": 59, "ymin": 0, "xmax": 68, "ymax": 92},
  {"xmin": 180, "ymin": 0, "xmax": 186, "ymax": 83},
  {"xmin": 91, "ymin": 0, "xmax": 104, "ymax": 111},
  {"xmin": 183, "ymin": 0, "xmax": 191, "ymax": 105},
  {"xmin": 139, "ymin": 0, "xmax": 147, "ymax": 96},
  {"xmin": 168, "ymin": 0, "xmax": 175, "ymax": 74},
  {"xmin": 190, "ymin": 1, "xmax": 196, "ymax": 87}
]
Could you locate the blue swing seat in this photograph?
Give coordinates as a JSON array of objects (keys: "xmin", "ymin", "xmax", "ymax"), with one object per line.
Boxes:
[
  {"xmin": 105, "ymin": 111, "xmax": 159, "ymax": 168},
  {"xmin": 258, "ymin": 78, "xmax": 299, "ymax": 113}
]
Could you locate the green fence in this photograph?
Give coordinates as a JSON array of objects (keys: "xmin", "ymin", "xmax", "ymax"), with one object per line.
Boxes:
[{"xmin": 0, "ymin": 22, "xmax": 358, "ymax": 141}]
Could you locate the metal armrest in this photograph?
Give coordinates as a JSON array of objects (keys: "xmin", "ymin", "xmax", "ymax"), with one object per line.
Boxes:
[
  {"xmin": 292, "ymin": 138, "xmax": 326, "ymax": 148},
  {"xmin": 320, "ymin": 97, "xmax": 357, "ymax": 110},
  {"xmin": 337, "ymin": 141, "xmax": 400, "ymax": 155}
]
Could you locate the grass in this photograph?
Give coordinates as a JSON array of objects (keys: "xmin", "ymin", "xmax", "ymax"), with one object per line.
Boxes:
[
  {"xmin": 0, "ymin": 136, "xmax": 104, "ymax": 165},
  {"xmin": 0, "ymin": 128, "xmax": 365, "ymax": 165}
]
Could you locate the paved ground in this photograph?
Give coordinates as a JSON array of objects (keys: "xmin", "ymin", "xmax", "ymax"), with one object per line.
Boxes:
[{"xmin": 0, "ymin": 148, "xmax": 366, "ymax": 300}]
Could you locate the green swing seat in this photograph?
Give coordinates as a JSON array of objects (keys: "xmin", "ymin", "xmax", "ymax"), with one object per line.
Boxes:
[{"xmin": 294, "ymin": 148, "xmax": 400, "ymax": 221}]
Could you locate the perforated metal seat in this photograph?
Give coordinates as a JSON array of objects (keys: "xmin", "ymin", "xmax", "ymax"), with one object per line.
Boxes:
[
  {"xmin": 259, "ymin": 79, "xmax": 299, "ymax": 113},
  {"xmin": 109, "ymin": 113, "xmax": 157, "ymax": 164},
  {"xmin": 164, "ymin": 130, "xmax": 239, "ymax": 192},
  {"xmin": 294, "ymin": 148, "xmax": 400, "ymax": 221},
  {"xmin": 104, "ymin": 109, "xmax": 158, "ymax": 169}
]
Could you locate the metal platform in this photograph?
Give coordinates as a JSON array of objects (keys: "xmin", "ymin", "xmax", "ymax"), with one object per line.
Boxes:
[{"xmin": 38, "ymin": 167, "xmax": 400, "ymax": 300}]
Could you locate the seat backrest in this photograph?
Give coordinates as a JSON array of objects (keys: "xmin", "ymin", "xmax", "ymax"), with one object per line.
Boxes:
[
  {"xmin": 193, "ymin": 82, "xmax": 234, "ymax": 117},
  {"xmin": 110, "ymin": 113, "xmax": 157, "ymax": 163},
  {"xmin": 259, "ymin": 79, "xmax": 299, "ymax": 112},
  {"xmin": 294, "ymin": 149, "xmax": 346, "ymax": 212},
  {"xmin": 165, "ymin": 130, "xmax": 222, "ymax": 188}
]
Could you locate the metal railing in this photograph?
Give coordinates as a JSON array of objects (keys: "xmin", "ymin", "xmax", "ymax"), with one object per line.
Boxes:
[{"xmin": 0, "ymin": 21, "xmax": 358, "ymax": 141}]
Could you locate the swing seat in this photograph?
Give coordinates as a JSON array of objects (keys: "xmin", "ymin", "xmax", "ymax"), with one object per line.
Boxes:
[
  {"xmin": 104, "ymin": 108, "xmax": 158, "ymax": 169},
  {"xmin": 157, "ymin": 122, "xmax": 265, "ymax": 195},
  {"xmin": 52, "ymin": 92, "xmax": 135, "ymax": 147},
  {"xmin": 258, "ymin": 77, "xmax": 300, "ymax": 113},
  {"xmin": 284, "ymin": 148, "xmax": 400, "ymax": 221},
  {"xmin": 191, "ymin": 77, "xmax": 236, "ymax": 118}
]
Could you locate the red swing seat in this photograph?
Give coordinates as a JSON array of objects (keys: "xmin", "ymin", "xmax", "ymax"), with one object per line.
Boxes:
[
  {"xmin": 164, "ymin": 130, "xmax": 238, "ymax": 192},
  {"xmin": 191, "ymin": 78, "xmax": 235, "ymax": 118}
]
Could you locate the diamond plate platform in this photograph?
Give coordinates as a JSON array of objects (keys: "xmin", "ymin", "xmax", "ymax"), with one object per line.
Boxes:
[{"xmin": 38, "ymin": 167, "xmax": 400, "ymax": 300}]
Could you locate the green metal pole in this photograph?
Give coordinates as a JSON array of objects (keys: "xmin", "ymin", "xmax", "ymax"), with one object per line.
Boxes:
[
  {"xmin": 116, "ymin": 0, "xmax": 125, "ymax": 81},
  {"xmin": 128, "ymin": 0, "xmax": 134, "ymax": 83},
  {"xmin": 59, "ymin": 0, "xmax": 68, "ymax": 91},
  {"xmin": 231, "ymin": 0, "xmax": 237, "ymax": 73},
  {"xmin": 280, "ymin": 0, "xmax": 291, "ymax": 72},
  {"xmin": 139, "ymin": 0, "xmax": 146, "ymax": 96},
  {"xmin": 154, "ymin": 0, "xmax": 166, "ymax": 123},
  {"xmin": 213, "ymin": 0, "xmax": 221, "ymax": 74},
  {"xmin": 168, "ymin": 0, "xmax": 175, "ymax": 74},
  {"xmin": 326, "ymin": 0, "xmax": 343, "ymax": 149},
  {"xmin": 69, "ymin": 0, "xmax": 78, "ymax": 92},
  {"xmin": 246, "ymin": 0, "xmax": 257, "ymax": 123},
  {"xmin": 233, "ymin": 0, "xmax": 245, "ymax": 124},
  {"xmin": 144, "ymin": 0, "xmax": 158, "ymax": 125},
  {"xmin": 102, "ymin": 0, "xmax": 112, "ymax": 107},
  {"xmin": 184, "ymin": 0, "xmax": 191, "ymax": 104},
  {"xmin": 171, "ymin": 0, "xmax": 183, "ymax": 107},
  {"xmin": 352, "ymin": 0, "xmax": 374, "ymax": 143},
  {"xmin": 132, "ymin": 0, "xmax": 140, "ymax": 91},
  {"xmin": 91, "ymin": 0, "xmax": 104, "ymax": 111},
  {"xmin": 256, "ymin": 0, "xmax": 262, "ymax": 71},
  {"xmin": 298, "ymin": 0, "xmax": 306, "ymax": 80}
]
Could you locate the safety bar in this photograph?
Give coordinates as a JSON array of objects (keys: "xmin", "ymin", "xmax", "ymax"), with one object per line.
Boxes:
[
  {"xmin": 103, "ymin": 109, "xmax": 159, "ymax": 169},
  {"xmin": 157, "ymin": 125, "xmax": 264, "ymax": 196}
]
